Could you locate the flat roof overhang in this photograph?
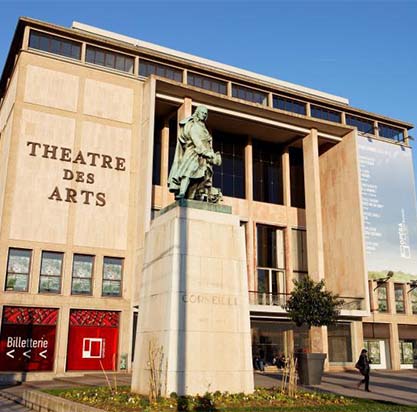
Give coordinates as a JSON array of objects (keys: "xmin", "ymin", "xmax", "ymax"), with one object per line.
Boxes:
[{"xmin": 154, "ymin": 77, "xmax": 356, "ymax": 147}]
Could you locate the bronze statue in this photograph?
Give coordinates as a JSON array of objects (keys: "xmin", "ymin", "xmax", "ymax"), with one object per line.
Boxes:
[{"xmin": 168, "ymin": 106, "xmax": 222, "ymax": 203}]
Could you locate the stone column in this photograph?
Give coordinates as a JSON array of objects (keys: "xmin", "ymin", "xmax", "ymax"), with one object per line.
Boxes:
[
  {"xmin": 160, "ymin": 121, "xmax": 170, "ymax": 207},
  {"xmin": 302, "ymin": 129, "xmax": 328, "ymax": 357},
  {"xmin": 388, "ymin": 322, "xmax": 400, "ymax": 370},
  {"xmin": 245, "ymin": 137, "xmax": 255, "ymax": 292}
]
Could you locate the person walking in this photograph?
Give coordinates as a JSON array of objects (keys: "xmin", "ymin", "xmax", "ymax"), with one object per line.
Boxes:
[{"xmin": 356, "ymin": 349, "xmax": 371, "ymax": 392}]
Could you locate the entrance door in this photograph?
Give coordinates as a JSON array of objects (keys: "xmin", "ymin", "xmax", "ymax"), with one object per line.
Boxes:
[{"xmin": 364, "ymin": 340, "xmax": 387, "ymax": 369}]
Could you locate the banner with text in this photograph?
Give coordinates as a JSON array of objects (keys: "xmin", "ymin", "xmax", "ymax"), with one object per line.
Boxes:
[{"xmin": 358, "ymin": 135, "xmax": 417, "ymax": 281}]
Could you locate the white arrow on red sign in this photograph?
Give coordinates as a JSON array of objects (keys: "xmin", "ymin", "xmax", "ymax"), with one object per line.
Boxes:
[
  {"xmin": 23, "ymin": 350, "xmax": 31, "ymax": 359},
  {"xmin": 39, "ymin": 350, "xmax": 47, "ymax": 359},
  {"xmin": 6, "ymin": 349, "xmax": 15, "ymax": 359}
]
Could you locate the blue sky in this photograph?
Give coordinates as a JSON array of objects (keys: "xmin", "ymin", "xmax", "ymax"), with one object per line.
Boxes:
[{"xmin": 1, "ymin": 0, "xmax": 417, "ymax": 191}]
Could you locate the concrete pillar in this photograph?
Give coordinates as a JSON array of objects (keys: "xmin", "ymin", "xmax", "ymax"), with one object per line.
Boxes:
[
  {"xmin": 178, "ymin": 98, "xmax": 192, "ymax": 123},
  {"xmin": 351, "ymin": 320, "xmax": 364, "ymax": 363},
  {"xmin": 389, "ymin": 322, "xmax": 400, "ymax": 370},
  {"xmin": 302, "ymin": 129, "xmax": 327, "ymax": 357},
  {"xmin": 160, "ymin": 121, "xmax": 170, "ymax": 207}
]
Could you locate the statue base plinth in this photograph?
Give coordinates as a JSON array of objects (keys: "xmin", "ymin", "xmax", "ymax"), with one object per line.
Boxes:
[{"xmin": 132, "ymin": 202, "xmax": 254, "ymax": 396}]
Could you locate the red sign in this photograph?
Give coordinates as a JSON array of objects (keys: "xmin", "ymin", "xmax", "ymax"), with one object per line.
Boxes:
[
  {"xmin": 66, "ymin": 310, "xmax": 119, "ymax": 371},
  {"xmin": 0, "ymin": 307, "xmax": 58, "ymax": 372}
]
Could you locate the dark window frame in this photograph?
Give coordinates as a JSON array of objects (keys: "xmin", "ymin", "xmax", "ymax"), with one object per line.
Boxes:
[
  {"xmin": 311, "ymin": 105, "xmax": 341, "ymax": 123},
  {"xmin": 252, "ymin": 139, "xmax": 283, "ymax": 205},
  {"xmin": 5, "ymin": 248, "xmax": 32, "ymax": 292},
  {"xmin": 394, "ymin": 283, "xmax": 405, "ymax": 313},
  {"xmin": 71, "ymin": 254, "xmax": 94, "ymax": 296},
  {"xmin": 102, "ymin": 256, "xmax": 124, "ymax": 297},
  {"xmin": 187, "ymin": 72, "xmax": 227, "ymax": 95},
  {"xmin": 378, "ymin": 123, "xmax": 404, "ymax": 142},
  {"xmin": 212, "ymin": 131, "xmax": 245, "ymax": 199},
  {"xmin": 232, "ymin": 84, "xmax": 267, "ymax": 105},
  {"xmin": 377, "ymin": 283, "xmax": 388, "ymax": 312},
  {"xmin": 346, "ymin": 114, "xmax": 374, "ymax": 134},
  {"xmin": 85, "ymin": 45, "xmax": 134, "ymax": 74},
  {"xmin": 139, "ymin": 59, "xmax": 182, "ymax": 82},
  {"xmin": 273, "ymin": 95, "xmax": 306, "ymax": 115},
  {"xmin": 39, "ymin": 251, "xmax": 64, "ymax": 294},
  {"xmin": 29, "ymin": 30, "xmax": 81, "ymax": 60}
]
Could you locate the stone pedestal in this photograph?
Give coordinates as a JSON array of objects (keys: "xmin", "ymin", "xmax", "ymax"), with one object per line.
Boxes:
[{"xmin": 132, "ymin": 201, "xmax": 254, "ymax": 395}]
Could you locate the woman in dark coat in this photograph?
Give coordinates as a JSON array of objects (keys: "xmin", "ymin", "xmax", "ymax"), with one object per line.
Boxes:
[{"xmin": 356, "ymin": 349, "xmax": 371, "ymax": 392}]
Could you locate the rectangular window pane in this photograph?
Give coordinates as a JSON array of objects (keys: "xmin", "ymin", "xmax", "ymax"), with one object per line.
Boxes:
[
  {"xmin": 273, "ymin": 96, "xmax": 306, "ymax": 115},
  {"xmin": 71, "ymin": 254, "xmax": 94, "ymax": 295},
  {"xmin": 289, "ymin": 147, "xmax": 305, "ymax": 208},
  {"xmin": 252, "ymin": 139, "xmax": 283, "ymax": 204},
  {"xmin": 346, "ymin": 114, "xmax": 374, "ymax": 134},
  {"xmin": 187, "ymin": 72, "xmax": 227, "ymax": 95},
  {"xmin": 212, "ymin": 131, "xmax": 245, "ymax": 198},
  {"xmin": 311, "ymin": 105, "xmax": 341, "ymax": 123},
  {"xmin": 328, "ymin": 323, "xmax": 352, "ymax": 362},
  {"xmin": 86, "ymin": 45, "xmax": 134, "ymax": 74},
  {"xmin": 102, "ymin": 257, "xmax": 123, "ymax": 297},
  {"xmin": 292, "ymin": 229, "xmax": 307, "ymax": 274},
  {"xmin": 232, "ymin": 84, "xmax": 267, "ymax": 105},
  {"xmin": 378, "ymin": 123, "xmax": 404, "ymax": 142},
  {"xmin": 377, "ymin": 285, "xmax": 388, "ymax": 312},
  {"xmin": 39, "ymin": 251, "xmax": 63, "ymax": 294},
  {"xmin": 29, "ymin": 30, "xmax": 81, "ymax": 60},
  {"xmin": 139, "ymin": 59, "xmax": 182, "ymax": 82},
  {"xmin": 5, "ymin": 248, "xmax": 31, "ymax": 292}
]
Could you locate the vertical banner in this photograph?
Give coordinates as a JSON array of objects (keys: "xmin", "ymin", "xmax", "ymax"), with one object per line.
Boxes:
[
  {"xmin": 0, "ymin": 306, "xmax": 58, "ymax": 371},
  {"xmin": 358, "ymin": 135, "xmax": 417, "ymax": 281},
  {"xmin": 66, "ymin": 309, "xmax": 119, "ymax": 371}
]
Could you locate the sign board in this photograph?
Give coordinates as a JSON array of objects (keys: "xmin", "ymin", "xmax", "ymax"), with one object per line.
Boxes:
[
  {"xmin": 0, "ymin": 307, "xmax": 58, "ymax": 371},
  {"xmin": 358, "ymin": 136, "xmax": 417, "ymax": 281}
]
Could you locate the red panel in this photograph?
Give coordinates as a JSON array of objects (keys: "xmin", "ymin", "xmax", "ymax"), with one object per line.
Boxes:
[
  {"xmin": 3, "ymin": 306, "xmax": 58, "ymax": 325},
  {"xmin": 0, "ymin": 324, "xmax": 57, "ymax": 371},
  {"xmin": 66, "ymin": 310, "xmax": 119, "ymax": 371}
]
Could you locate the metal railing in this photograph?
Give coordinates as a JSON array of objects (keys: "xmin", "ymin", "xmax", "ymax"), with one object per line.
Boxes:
[
  {"xmin": 340, "ymin": 297, "xmax": 365, "ymax": 311},
  {"xmin": 248, "ymin": 291, "xmax": 288, "ymax": 308}
]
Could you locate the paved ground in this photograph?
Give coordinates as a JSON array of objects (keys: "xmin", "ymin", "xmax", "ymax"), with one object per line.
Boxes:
[
  {"xmin": 1, "ymin": 370, "xmax": 416, "ymax": 410},
  {"xmin": 256, "ymin": 369, "xmax": 417, "ymax": 406}
]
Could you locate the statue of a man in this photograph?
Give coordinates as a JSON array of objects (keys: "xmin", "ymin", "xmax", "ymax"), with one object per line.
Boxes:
[{"xmin": 168, "ymin": 106, "xmax": 222, "ymax": 203}]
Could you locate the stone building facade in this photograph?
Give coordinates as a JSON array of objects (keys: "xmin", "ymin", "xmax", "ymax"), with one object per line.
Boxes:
[{"xmin": 0, "ymin": 17, "xmax": 416, "ymax": 380}]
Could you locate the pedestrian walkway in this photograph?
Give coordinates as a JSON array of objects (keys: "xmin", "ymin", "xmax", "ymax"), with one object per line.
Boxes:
[
  {"xmin": 255, "ymin": 369, "xmax": 417, "ymax": 406},
  {"xmin": 1, "ymin": 370, "xmax": 416, "ymax": 410}
]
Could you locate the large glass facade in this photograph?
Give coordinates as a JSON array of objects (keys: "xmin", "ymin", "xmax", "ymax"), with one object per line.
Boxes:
[
  {"xmin": 253, "ymin": 140, "xmax": 283, "ymax": 204},
  {"xmin": 289, "ymin": 147, "xmax": 305, "ymax": 208},
  {"xmin": 213, "ymin": 131, "xmax": 245, "ymax": 198},
  {"xmin": 292, "ymin": 229, "xmax": 308, "ymax": 281},
  {"xmin": 256, "ymin": 225, "xmax": 285, "ymax": 306}
]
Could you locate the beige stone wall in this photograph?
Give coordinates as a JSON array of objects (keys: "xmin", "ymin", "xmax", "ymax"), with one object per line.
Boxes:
[
  {"xmin": 0, "ymin": 50, "xmax": 148, "ymax": 375},
  {"xmin": 319, "ymin": 131, "xmax": 367, "ymax": 300}
]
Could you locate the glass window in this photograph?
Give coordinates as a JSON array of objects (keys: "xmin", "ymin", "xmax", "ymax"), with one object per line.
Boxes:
[
  {"xmin": 232, "ymin": 84, "xmax": 267, "ymax": 105},
  {"xmin": 102, "ymin": 257, "xmax": 123, "ymax": 297},
  {"xmin": 328, "ymin": 323, "xmax": 352, "ymax": 362},
  {"xmin": 377, "ymin": 283, "xmax": 388, "ymax": 312},
  {"xmin": 292, "ymin": 229, "xmax": 307, "ymax": 281},
  {"xmin": 253, "ymin": 139, "xmax": 283, "ymax": 204},
  {"xmin": 85, "ymin": 46, "xmax": 134, "ymax": 74},
  {"xmin": 188, "ymin": 72, "xmax": 227, "ymax": 95},
  {"xmin": 346, "ymin": 114, "xmax": 374, "ymax": 134},
  {"xmin": 213, "ymin": 131, "xmax": 245, "ymax": 199},
  {"xmin": 29, "ymin": 30, "xmax": 81, "ymax": 60},
  {"xmin": 273, "ymin": 96, "xmax": 306, "ymax": 115},
  {"xmin": 394, "ymin": 284, "xmax": 405, "ymax": 313},
  {"xmin": 139, "ymin": 59, "xmax": 182, "ymax": 82},
  {"xmin": 256, "ymin": 225, "xmax": 285, "ymax": 306},
  {"xmin": 311, "ymin": 105, "xmax": 341, "ymax": 123},
  {"xmin": 5, "ymin": 248, "xmax": 32, "ymax": 292},
  {"xmin": 400, "ymin": 340, "xmax": 414, "ymax": 365},
  {"xmin": 411, "ymin": 289, "xmax": 417, "ymax": 315},
  {"xmin": 378, "ymin": 123, "xmax": 404, "ymax": 142},
  {"xmin": 152, "ymin": 119, "xmax": 163, "ymax": 185},
  {"xmin": 39, "ymin": 251, "xmax": 63, "ymax": 294},
  {"xmin": 71, "ymin": 254, "xmax": 94, "ymax": 295},
  {"xmin": 289, "ymin": 147, "xmax": 305, "ymax": 208}
]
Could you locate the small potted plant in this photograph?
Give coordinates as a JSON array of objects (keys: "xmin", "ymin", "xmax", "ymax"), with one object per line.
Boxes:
[{"xmin": 285, "ymin": 276, "xmax": 343, "ymax": 385}]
